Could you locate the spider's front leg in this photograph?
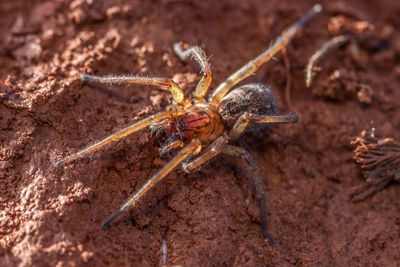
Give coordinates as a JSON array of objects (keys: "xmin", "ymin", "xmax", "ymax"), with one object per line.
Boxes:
[
  {"xmin": 210, "ymin": 4, "xmax": 322, "ymax": 105},
  {"xmin": 173, "ymin": 43, "xmax": 212, "ymax": 102},
  {"xmin": 229, "ymin": 112, "xmax": 298, "ymax": 141},
  {"xmin": 101, "ymin": 139, "xmax": 202, "ymax": 229},
  {"xmin": 55, "ymin": 110, "xmax": 178, "ymax": 167},
  {"xmin": 222, "ymin": 145, "xmax": 274, "ymax": 245},
  {"xmin": 81, "ymin": 74, "xmax": 188, "ymax": 106}
]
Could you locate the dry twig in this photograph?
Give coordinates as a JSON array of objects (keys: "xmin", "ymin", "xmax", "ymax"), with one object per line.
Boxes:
[{"xmin": 305, "ymin": 35, "xmax": 350, "ymax": 87}]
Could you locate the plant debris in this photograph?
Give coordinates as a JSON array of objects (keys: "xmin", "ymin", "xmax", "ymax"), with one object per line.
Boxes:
[
  {"xmin": 312, "ymin": 68, "xmax": 373, "ymax": 103},
  {"xmin": 350, "ymin": 130, "xmax": 400, "ymax": 202}
]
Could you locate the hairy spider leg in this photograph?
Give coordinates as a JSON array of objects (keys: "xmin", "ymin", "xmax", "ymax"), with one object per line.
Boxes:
[
  {"xmin": 81, "ymin": 74, "xmax": 188, "ymax": 106},
  {"xmin": 159, "ymin": 140, "xmax": 185, "ymax": 157},
  {"xmin": 101, "ymin": 139, "xmax": 202, "ymax": 230},
  {"xmin": 182, "ymin": 135, "xmax": 228, "ymax": 172},
  {"xmin": 55, "ymin": 111, "xmax": 177, "ymax": 167},
  {"xmin": 210, "ymin": 4, "xmax": 322, "ymax": 105},
  {"xmin": 173, "ymin": 43, "xmax": 212, "ymax": 102},
  {"xmin": 229, "ymin": 112, "xmax": 299, "ymax": 141},
  {"xmin": 222, "ymin": 145, "xmax": 274, "ymax": 245}
]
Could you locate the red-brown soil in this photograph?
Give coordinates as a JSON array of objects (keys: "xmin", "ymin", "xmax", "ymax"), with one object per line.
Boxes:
[{"xmin": 1, "ymin": 0, "xmax": 400, "ymax": 266}]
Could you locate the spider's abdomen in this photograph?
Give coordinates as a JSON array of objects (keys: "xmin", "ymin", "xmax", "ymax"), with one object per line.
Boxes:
[
  {"xmin": 218, "ymin": 83, "xmax": 278, "ymax": 130},
  {"xmin": 163, "ymin": 103, "xmax": 224, "ymax": 143}
]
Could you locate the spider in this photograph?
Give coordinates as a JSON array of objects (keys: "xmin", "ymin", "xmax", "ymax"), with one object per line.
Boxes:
[{"xmin": 56, "ymin": 5, "xmax": 321, "ymax": 244}]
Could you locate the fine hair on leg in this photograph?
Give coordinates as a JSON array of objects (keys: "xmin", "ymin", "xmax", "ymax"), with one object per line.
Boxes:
[
  {"xmin": 81, "ymin": 73, "xmax": 187, "ymax": 106},
  {"xmin": 55, "ymin": 110, "xmax": 178, "ymax": 167},
  {"xmin": 182, "ymin": 135, "xmax": 228, "ymax": 173},
  {"xmin": 173, "ymin": 42, "xmax": 212, "ymax": 101},
  {"xmin": 210, "ymin": 4, "xmax": 322, "ymax": 105},
  {"xmin": 229, "ymin": 112, "xmax": 299, "ymax": 141},
  {"xmin": 101, "ymin": 139, "xmax": 202, "ymax": 229}
]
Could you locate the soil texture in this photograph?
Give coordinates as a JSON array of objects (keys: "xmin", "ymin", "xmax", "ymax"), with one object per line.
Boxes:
[{"xmin": 1, "ymin": 0, "xmax": 400, "ymax": 266}]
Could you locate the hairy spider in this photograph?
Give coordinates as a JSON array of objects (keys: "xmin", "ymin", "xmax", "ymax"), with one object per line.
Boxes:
[{"xmin": 56, "ymin": 5, "xmax": 321, "ymax": 244}]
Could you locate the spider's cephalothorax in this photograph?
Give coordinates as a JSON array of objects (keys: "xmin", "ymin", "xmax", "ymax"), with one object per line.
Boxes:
[
  {"xmin": 162, "ymin": 103, "xmax": 225, "ymax": 142},
  {"xmin": 56, "ymin": 5, "xmax": 322, "ymax": 245},
  {"xmin": 161, "ymin": 84, "xmax": 280, "ymax": 144}
]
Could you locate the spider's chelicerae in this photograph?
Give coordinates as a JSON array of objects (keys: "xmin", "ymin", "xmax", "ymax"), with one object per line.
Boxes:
[{"xmin": 57, "ymin": 5, "xmax": 321, "ymax": 244}]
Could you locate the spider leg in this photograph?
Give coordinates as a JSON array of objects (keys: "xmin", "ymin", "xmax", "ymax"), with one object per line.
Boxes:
[
  {"xmin": 210, "ymin": 4, "xmax": 322, "ymax": 105},
  {"xmin": 173, "ymin": 43, "xmax": 212, "ymax": 102},
  {"xmin": 159, "ymin": 140, "xmax": 184, "ymax": 157},
  {"xmin": 229, "ymin": 112, "xmax": 298, "ymax": 141},
  {"xmin": 81, "ymin": 74, "xmax": 188, "ymax": 106},
  {"xmin": 102, "ymin": 139, "xmax": 202, "ymax": 230},
  {"xmin": 182, "ymin": 135, "xmax": 228, "ymax": 173},
  {"xmin": 222, "ymin": 145, "xmax": 274, "ymax": 245},
  {"xmin": 55, "ymin": 111, "xmax": 177, "ymax": 167}
]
